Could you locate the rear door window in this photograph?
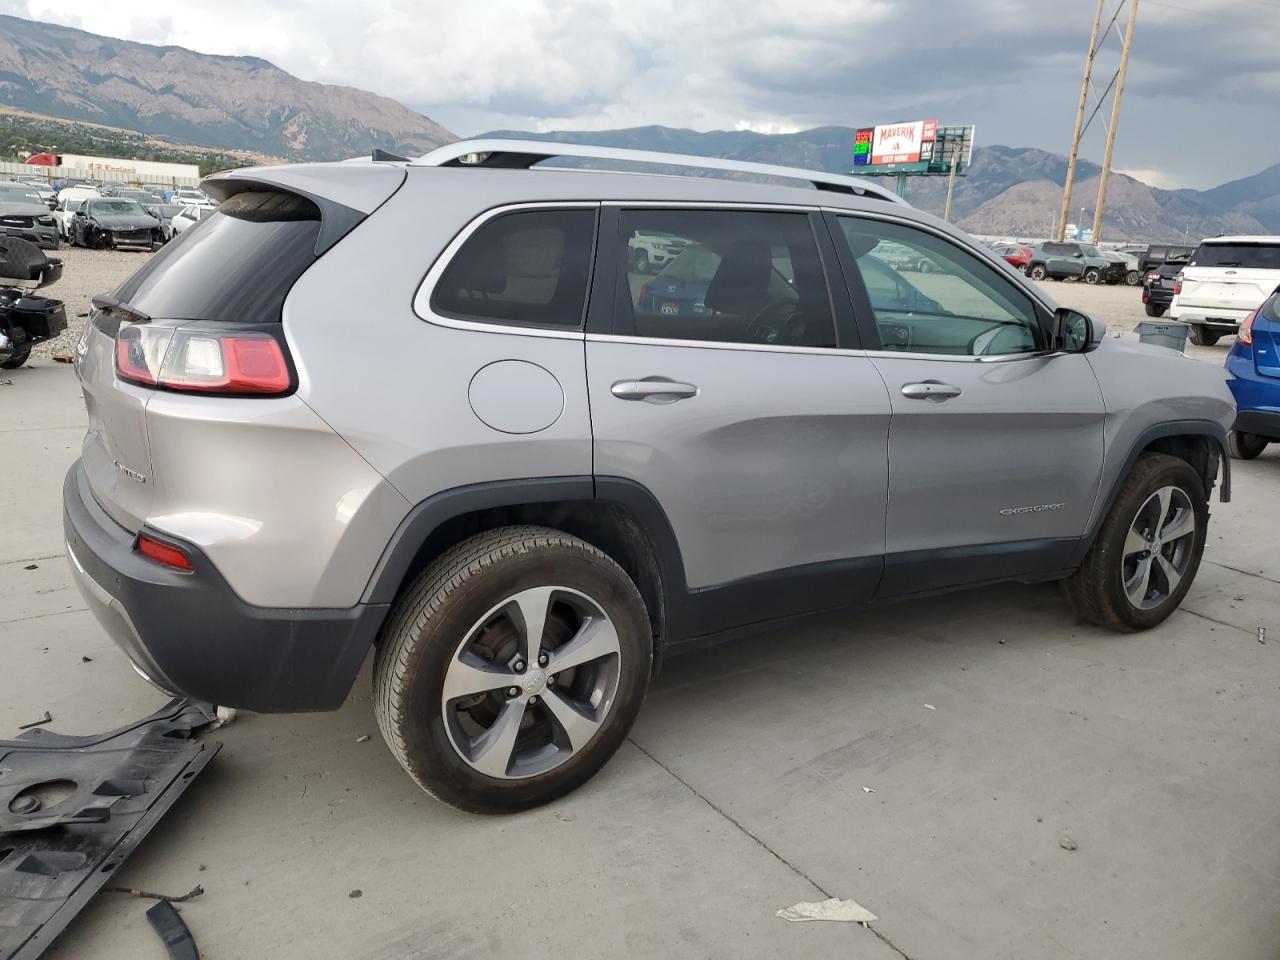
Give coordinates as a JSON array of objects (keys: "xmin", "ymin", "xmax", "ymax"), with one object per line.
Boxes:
[
  {"xmin": 111, "ymin": 191, "xmax": 323, "ymax": 324},
  {"xmin": 430, "ymin": 208, "xmax": 596, "ymax": 329},
  {"xmin": 614, "ymin": 208, "xmax": 837, "ymax": 348},
  {"xmin": 1190, "ymin": 243, "xmax": 1280, "ymax": 270}
]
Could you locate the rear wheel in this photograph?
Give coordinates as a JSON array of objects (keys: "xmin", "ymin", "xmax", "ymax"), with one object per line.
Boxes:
[
  {"xmin": 1029, "ymin": 264, "xmax": 1047, "ymax": 280},
  {"xmin": 374, "ymin": 526, "xmax": 653, "ymax": 813},
  {"xmin": 1188, "ymin": 325, "xmax": 1221, "ymax": 346},
  {"xmin": 0, "ymin": 344, "xmax": 31, "ymax": 369},
  {"xmin": 1228, "ymin": 430, "xmax": 1269, "ymax": 460},
  {"xmin": 1144, "ymin": 302, "xmax": 1167, "ymax": 317},
  {"xmin": 1064, "ymin": 453, "xmax": 1207, "ymax": 631}
]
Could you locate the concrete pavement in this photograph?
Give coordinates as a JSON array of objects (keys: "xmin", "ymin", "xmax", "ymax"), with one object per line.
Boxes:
[{"xmin": 2, "ymin": 359, "xmax": 1277, "ymax": 960}]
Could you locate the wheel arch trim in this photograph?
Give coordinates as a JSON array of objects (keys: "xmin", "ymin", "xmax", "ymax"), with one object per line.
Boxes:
[{"xmin": 1074, "ymin": 418, "xmax": 1230, "ymax": 564}]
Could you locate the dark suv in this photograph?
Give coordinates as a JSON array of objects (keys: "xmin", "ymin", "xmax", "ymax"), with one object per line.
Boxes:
[{"xmin": 1028, "ymin": 242, "xmax": 1124, "ymax": 284}]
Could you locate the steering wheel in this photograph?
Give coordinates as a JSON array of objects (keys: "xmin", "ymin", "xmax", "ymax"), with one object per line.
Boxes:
[{"xmin": 746, "ymin": 299, "xmax": 806, "ymax": 345}]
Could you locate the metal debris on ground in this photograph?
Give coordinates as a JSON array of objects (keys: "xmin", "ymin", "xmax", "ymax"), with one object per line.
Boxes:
[
  {"xmin": 355, "ymin": 735, "xmax": 371, "ymax": 743},
  {"xmin": 861, "ymin": 786, "xmax": 876, "ymax": 794},
  {"xmin": 924, "ymin": 704, "xmax": 936, "ymax": 710},
  {"xmin": 1259, "ymin": 627, "xmax": 1266, "ymax": 645},
  {"xmin": 0, "ymin": 379, "xmax": 12, "ymax": 386},
  {"xmin": 777, "ymin": 897, "xmax": 878, "ymax": 926},
  {"xmin": 104, "ymin": 885, "xmax": 204, "ymax": 903},
  {"xmin": 145, "ymin": 899, "xmax": 200, "ymax": 960},
  {"xmin": 16, "ymin": 711, "xmax": 52, "ymax": 730},
  {"xmin": 1059, "ymin": 836, "xmax": 1079, "ymax": 851}
]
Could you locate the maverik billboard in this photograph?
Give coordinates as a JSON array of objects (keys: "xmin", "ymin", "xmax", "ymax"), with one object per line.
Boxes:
[{"xmin": 854, "ymin": 119, "xmax": 942, "ymax": 172}]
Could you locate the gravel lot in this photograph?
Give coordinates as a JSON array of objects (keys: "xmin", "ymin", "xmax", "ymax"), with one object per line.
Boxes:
[
  {"xmin": 32, "ymin": 244, "xmax": 156, "ymax": 360},
  {"xmin": 33, "ymin": 246, "xmax": 1237, "ymax": 364}
]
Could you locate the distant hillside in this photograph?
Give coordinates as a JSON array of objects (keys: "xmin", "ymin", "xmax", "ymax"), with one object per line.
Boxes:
[
  {"xmin": 486, "ymin": 126, "xmax": 1277, "ymax": 241},
  {"xmin": 0, "ymin": 14, "xmax": 455, "ymax": 161}
]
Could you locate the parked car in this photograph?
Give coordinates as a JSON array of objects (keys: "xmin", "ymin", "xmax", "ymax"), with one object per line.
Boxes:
[
  {"xmin": 145, "ymin": 203, "xmax": 188, "ymax": 242},
  {"xmin": 997, "ymin": 244, "xmax": 1035, "ymax": 273},
  {"xmin": 1223, "ymin": 286, "xmax": 1280, "ymax": 458},
  {"xmin": 67, "ymin": 197, "xmax": 162, "ymax": 250},
  {"xmin": 1108, "ymin": 249, "xmax": 1142, "ymax": 286},
  {"xmin": 1140, "ymin": 244, "xmax": 1195, "ymax": 275},
  {"xmin": 1171, "ymin": 236, "xmax": 1280, "ymax": 345},
  {"xmin": 1026, "ymin": 242, "xmax": 1124, "ymax": 284},
  {"xmin": 627, "ymin": 230, "xmax": 688, "ymax": 273},
  {"xmin": 168, "ymin": 187, "xmax": 211, "ymax": 206},
  {"xmin": 169, "ymin": 203, "xmax": 215, "ymax": 236},
  {"xmin": 55, "ymin": 184, "xmax": 102, "ymax": 208},
  {"xmin": 65, "ymin": 140, "xmax": 1235, "ymax": 813},
  {"xmin": 16, "ymin": 178, "xmax": 57, "ymax": 210},
  {"xmin": 53, "ymin": 198, "xmax": 85, "ymax": 242},
  {"xmin": 0, "ymin": 181, "xmax": 59, "ymax": 249},
  {"xmin": 1142, "ymin": 254, "xmax": 1189, "ymax": 317}
]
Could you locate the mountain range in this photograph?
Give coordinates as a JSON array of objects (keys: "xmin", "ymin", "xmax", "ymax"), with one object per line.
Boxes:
[
  {"xmin": 1, "ymin": 14, "xmax": 1277, "ymax": 241},
  {"xmin": 0, "ymin": 14, "xmax": 454, "ymax": 161}
]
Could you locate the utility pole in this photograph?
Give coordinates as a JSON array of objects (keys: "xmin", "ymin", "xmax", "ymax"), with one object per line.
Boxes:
[
  {"xmin": 1058, "ymin": 0, "xmax": 1105, "ymax": 241},
  {"xmin": 1092, "ymin": 0, "xmax": 1139, "ymax": 243},
  {"xmin": 943, "ymin": 148, "xmax": 960, "ymax": 222}
]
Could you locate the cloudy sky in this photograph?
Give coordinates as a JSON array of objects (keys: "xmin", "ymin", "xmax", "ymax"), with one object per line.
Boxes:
[{"xmin": 9, "ymin": 0, "xmax": 1280, "ymax": 188}]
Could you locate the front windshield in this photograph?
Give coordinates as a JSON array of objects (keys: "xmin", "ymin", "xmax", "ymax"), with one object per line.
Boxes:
[
  {"xmin": 1080, "ymin": 245, "xmax": 1102, "ymax": 258},
  {"xmin": 88, "ymin": 199, "xmax": 146, "ymax": 216},
  {"xmin": 0, "ymin": 184, "xmax": 43, "ymax": 204}
]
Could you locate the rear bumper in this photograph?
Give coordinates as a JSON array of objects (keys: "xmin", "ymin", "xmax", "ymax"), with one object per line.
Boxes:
[
  {"xmin": 62, "ymin": 460, "xmax": 389, "ymax": 712},
  {"xmin": 1235, "ymin": 409, "xmax": 1280, "ymax": 440},
  {"xmin": 1170, "ymin": 306, "xmax": 1247, "ymax": 331}
]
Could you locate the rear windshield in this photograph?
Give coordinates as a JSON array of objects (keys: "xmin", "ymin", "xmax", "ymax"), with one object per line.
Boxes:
[
  {"xmin": 112, "ymin": 191, "xmax": 323, "ymax": 324},
  {"xmin": 1190, "ymin": 243, "xmax": 1280, "ymax": 270}
]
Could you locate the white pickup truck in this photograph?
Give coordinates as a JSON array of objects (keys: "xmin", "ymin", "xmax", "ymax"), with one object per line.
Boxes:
[{"xmin": 1171, "ymin": 236, "xmax": 1280, "ymax": 345}]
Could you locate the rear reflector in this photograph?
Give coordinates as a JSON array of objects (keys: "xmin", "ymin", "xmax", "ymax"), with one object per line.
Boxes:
[
  {"xmin": 136, "ymin": 534, "xmax": 194, "ymax": 572},
  {"xmin": 115, "ymin": 325, "xmax": 292, "ymax": 396}
]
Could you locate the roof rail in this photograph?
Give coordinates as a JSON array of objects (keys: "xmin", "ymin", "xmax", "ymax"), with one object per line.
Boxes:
[{"xmin": 413, "ymin": 139, "xmax": 905, "ymax": 204}]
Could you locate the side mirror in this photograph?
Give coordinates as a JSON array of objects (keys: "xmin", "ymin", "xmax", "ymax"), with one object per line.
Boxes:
[{"xmin": 1053, "ymin": 308, "xmax": 1103, "ymax": 353}]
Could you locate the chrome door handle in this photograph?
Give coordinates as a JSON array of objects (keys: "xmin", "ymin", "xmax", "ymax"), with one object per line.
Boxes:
[
  {"xmin": 611, "ymin": 377, "xmax": 699, "ymax": 403},
  {"xmin": 901, "ymin": 380, "xmax": 962, "ymax": 402}
]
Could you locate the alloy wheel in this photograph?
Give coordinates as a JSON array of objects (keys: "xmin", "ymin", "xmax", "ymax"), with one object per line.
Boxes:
[
  {"xmin": 1121, "ymin": 485, "xmax": 1197, "ymax": 610},
  {"xmin": 440, "ymin": 586, "xmax": 621, "ymax": 779}
]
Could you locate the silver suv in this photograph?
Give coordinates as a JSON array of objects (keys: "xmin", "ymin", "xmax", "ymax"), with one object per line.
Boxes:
[{"xmin": 65, "ymin": 140, "xmax": 1235, "ymax": 812}]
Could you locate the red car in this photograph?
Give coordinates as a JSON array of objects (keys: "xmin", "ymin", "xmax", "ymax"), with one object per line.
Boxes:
[{"xmin": 997, "ymin": 244, "xmax": 1034, "ymax": 273}]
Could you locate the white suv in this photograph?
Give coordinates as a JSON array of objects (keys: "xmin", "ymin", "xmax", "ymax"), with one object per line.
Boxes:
[{"xmin": 1171, "ymin": 236, "xmax": 1280, "ymax": 345}]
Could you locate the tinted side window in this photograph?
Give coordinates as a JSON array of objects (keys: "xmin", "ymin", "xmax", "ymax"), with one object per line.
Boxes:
[
  {"xmin": 616, "ymin": 209, "xmax": 836, "ymax": 348},
  {"xmin": 432, "ymin": 209, "xmax": 596, "ymax": 329},
  {"xmin": 835, "ymin": 217, "xmax": 1044, "ymax": 357}
]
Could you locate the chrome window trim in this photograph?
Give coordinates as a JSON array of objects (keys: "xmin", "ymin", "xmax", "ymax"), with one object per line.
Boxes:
[
  {"xmin": 587, "ymin": 333, "xmax": 868, "ymax": 358},
  {"xmin": 604, "ymin": 200, "xmax": 820, "ymax": 213},
  {"xmin": 412, "ymin": 200, "xmax": 600, "ymax": 340}
]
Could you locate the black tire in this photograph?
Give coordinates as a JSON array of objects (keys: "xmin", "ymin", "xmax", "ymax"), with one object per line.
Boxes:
[
  {"xmin": 0, "ymin": 344, "xmax": 31, "ymax": 369},
  {"xmin": 635, "ymin": 250, "xmax": 650, "ymax": 273},
  {"xmin": 1144, "ymin": 302, "xmax": 1167, "ymax": 317},
  {"xmin": 1083, "ymin": 268, "xmax": 1101, "ymax": 284},
  {"xmin": 1029, "ymin": 264, "xmax": 1047, "ymax": 280},
  {"xmin": 1188, "ymin": 325, "xmax": 1221, "ymax": 346},
  {"xmin": 1063, "ymin": 452, "xmax": 1208, "ymax": 632},
  {"xmin": 1228, "ymin": 430, "xmax": 1269, "ymax": 460},
  {"xmin": 373, "ymin": 526, "xmax": 653, "ymax": 813},
  {"xmin": 1125, "ymin": 270, "xmax": 1141, "ymax": 286}
]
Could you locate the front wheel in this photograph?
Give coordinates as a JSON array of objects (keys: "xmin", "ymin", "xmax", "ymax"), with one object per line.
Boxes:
[
  {"xmin": 373, "ymin": 526, "xmax": 653, "ymax": 813},
  {"xmin": 1083, "ymin": 268, "xmax": 1101, "ymax": 284},
  {"xmin": 634, "ymin": 250, "xmax": 650, "ymax": 273},
  {"xmin": 1188, "ymin": 325, "xmax": 1221, "ymax": 346},
  {"xmin": 1063, "ymin": 452, "xmax": 1207, "ymax": 631},
  {"xmin": 1228, "ymin": 430, "xmax": 1269, "ymax": 460}
]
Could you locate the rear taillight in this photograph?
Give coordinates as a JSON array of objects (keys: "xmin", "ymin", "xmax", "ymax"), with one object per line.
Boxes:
[
  {"xmin": 1239, "ymin": 306, "xmax": 1258, "ymax": 346},
  {"xmin": 115, "ymin": 325, "xmax": 292, "ymax": 396},
  {"xmin": 136, "ymin": 533, "xmax": 194, "ymax": 572},
  {"xmin": 1174, "ymin": 273, "xmax": 1183, "ymax": 295}
]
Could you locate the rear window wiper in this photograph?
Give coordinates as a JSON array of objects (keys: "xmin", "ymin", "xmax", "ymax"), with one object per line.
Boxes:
[{"xmin": 92, "ymin": 293, "xmax": 151, "ymax": 323}]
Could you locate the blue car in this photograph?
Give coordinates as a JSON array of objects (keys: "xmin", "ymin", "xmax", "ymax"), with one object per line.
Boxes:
[{"xmin": 1224, "ymin": 286, "xmax": 1280, "ymax": 459}]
